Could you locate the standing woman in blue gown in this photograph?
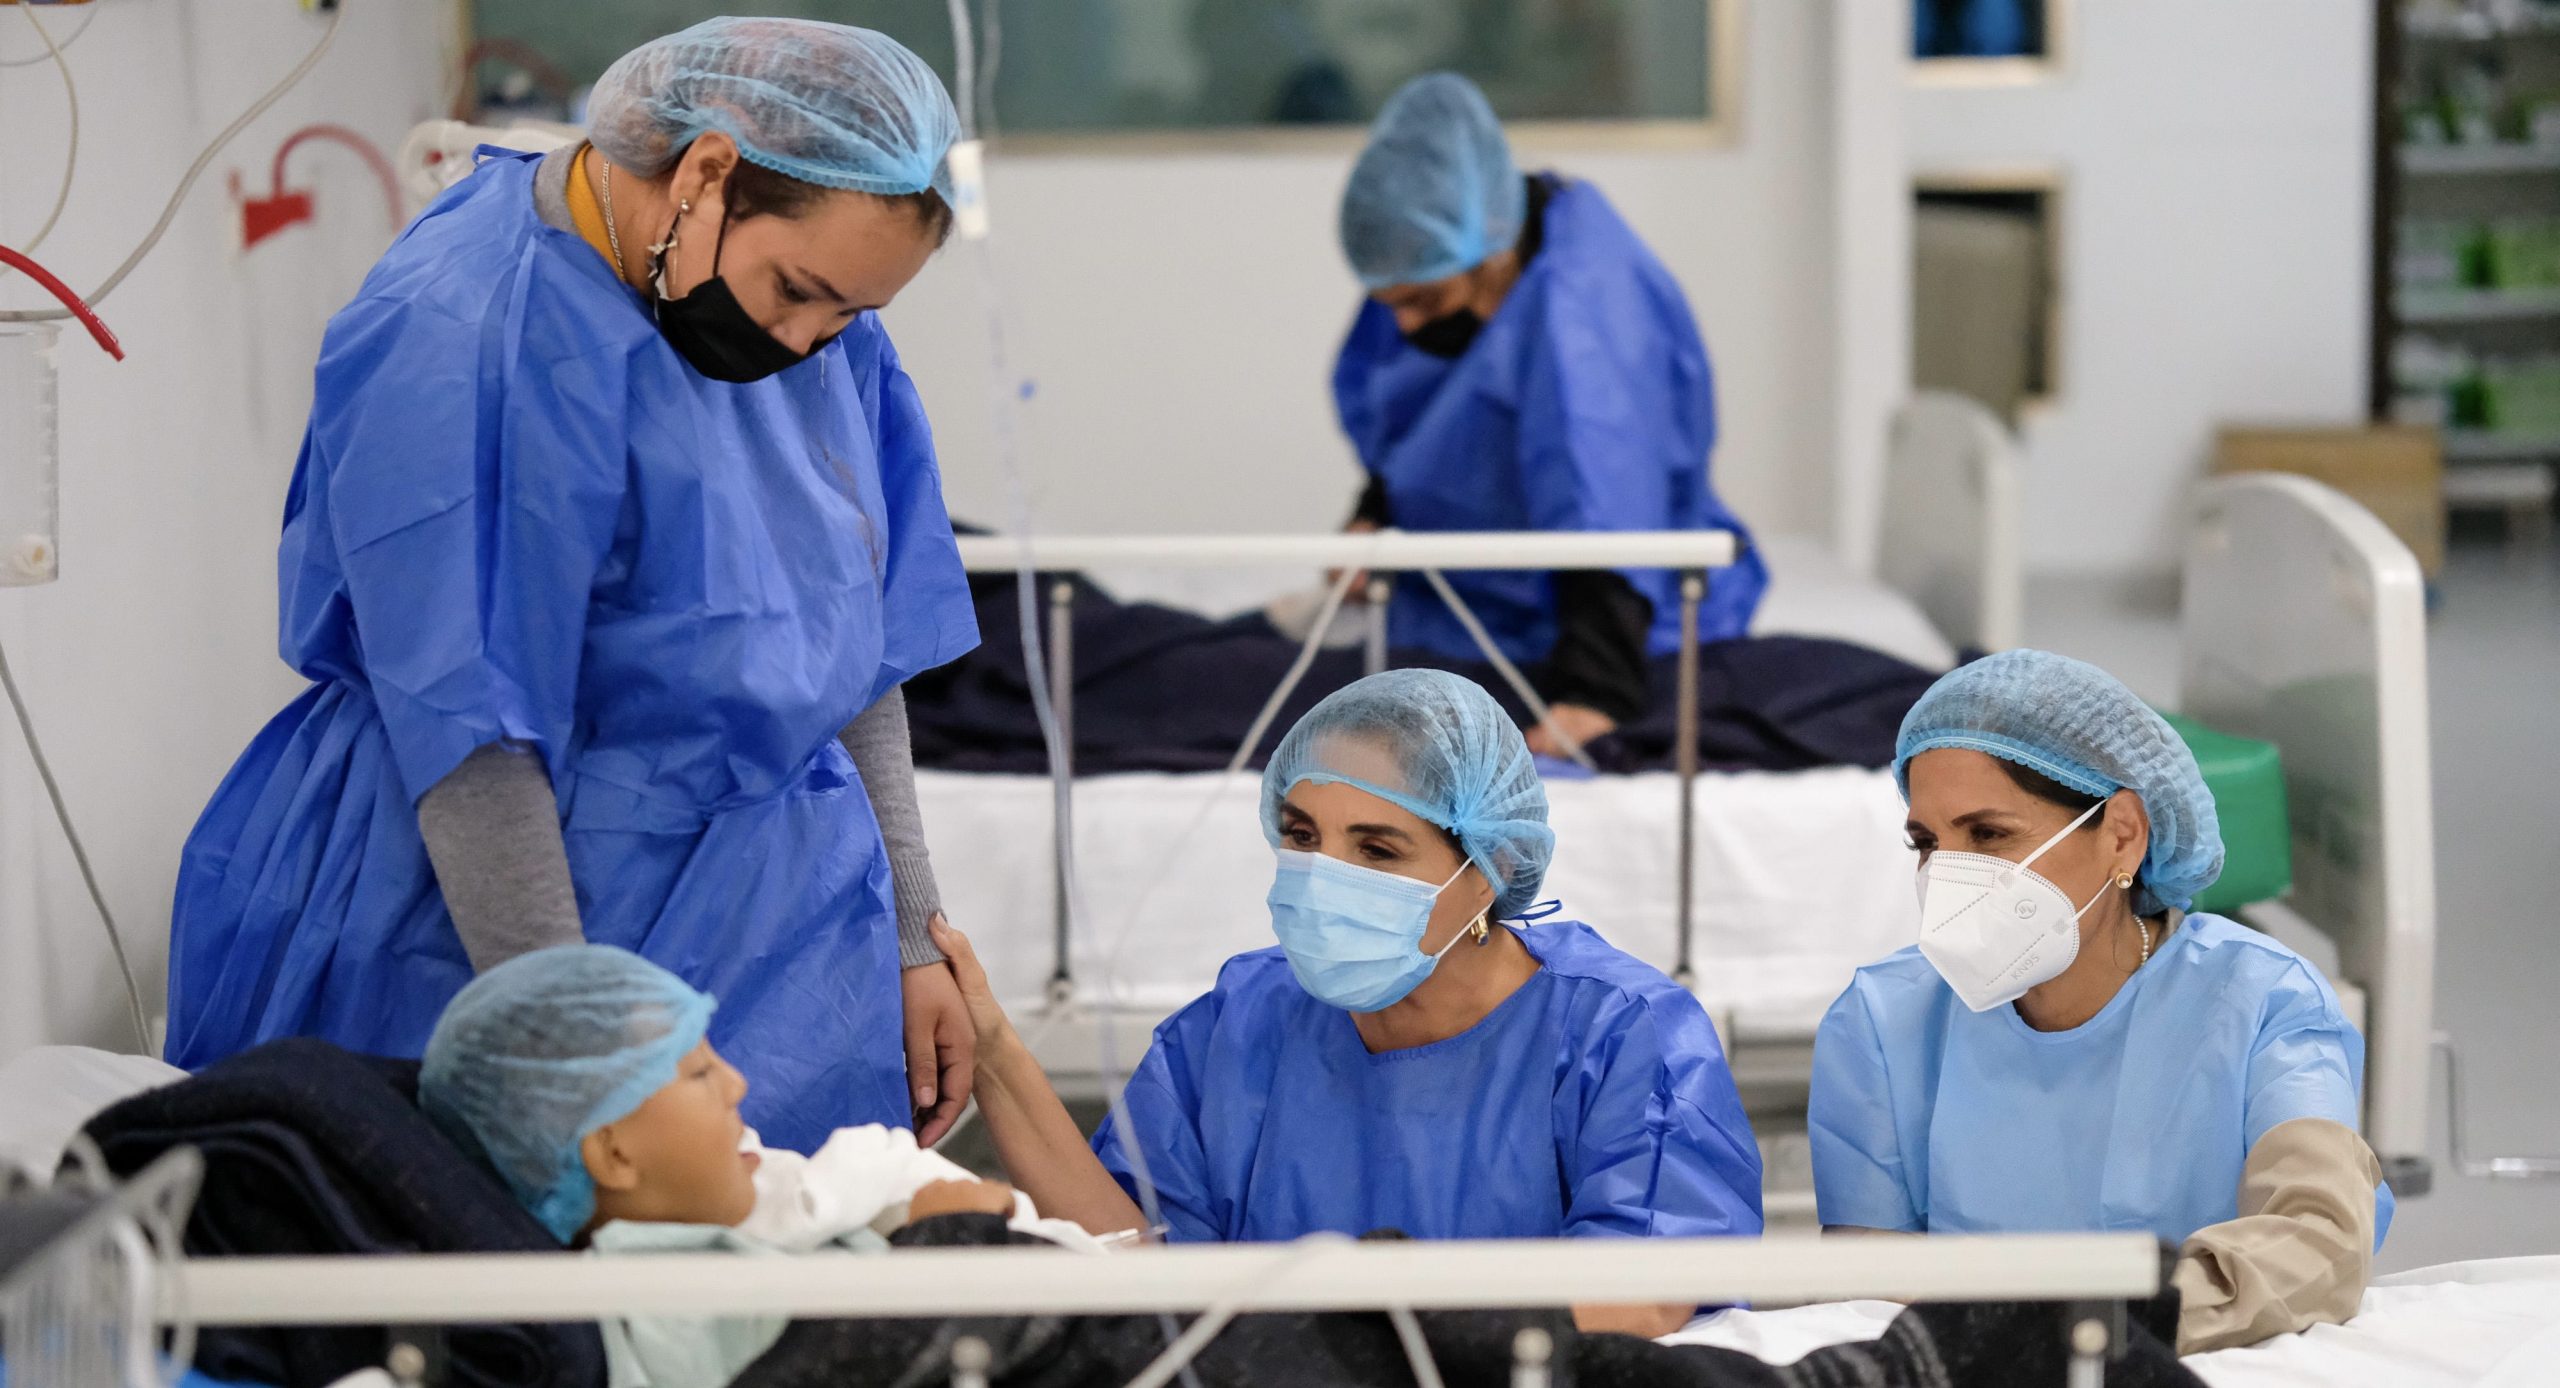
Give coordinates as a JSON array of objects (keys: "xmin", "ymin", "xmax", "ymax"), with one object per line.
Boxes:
[
  {"xmin": 167, "ymin": 19, "xmax": 988, "ymax": 1152},
  {"xmin": 1329, "ymin": 74, "xmax": 1769, "ymax": 760}
]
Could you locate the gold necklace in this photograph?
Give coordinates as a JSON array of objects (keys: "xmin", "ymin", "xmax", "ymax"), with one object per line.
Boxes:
[{"xmin": 598, "ymin": 153, "xmax": 628, "ymax": 280}]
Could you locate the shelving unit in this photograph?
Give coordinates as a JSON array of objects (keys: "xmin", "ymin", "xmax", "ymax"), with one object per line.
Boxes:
[
  {"xmin": 2378, "ymin": 2, "xmax": 2560, "ymax": 530},
  {"xmin": 2403, "ymin": 6, "xmax": 2560, "ymax": 40},
  {"xmin": 2397, "ymin": 286, "xmax": 2560, "ymax": 322},
  {"xmin": 2400, "ymin": 142, "xmax": 2560, "ymax": 173},
  {"xmin": 2445, "ymin": 429, "xmax": 2560, "ymax": 459}
]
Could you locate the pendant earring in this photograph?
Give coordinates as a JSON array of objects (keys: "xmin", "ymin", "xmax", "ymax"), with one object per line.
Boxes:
[
  {"xmin": 1469, "ymin": 910, "xmax": 1492, "ymax": 945},
  {"xmin": 648, "ymin": 199, "xmax": 691, "ymax": 259}
]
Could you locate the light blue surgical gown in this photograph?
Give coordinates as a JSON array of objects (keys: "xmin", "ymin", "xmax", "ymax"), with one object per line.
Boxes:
[
  {"xmin": 1807, "ymin": 912, "xmax": 2394, "ymax": 1245},
  {"xmin": 1091, "ymin": 922, "xmax": 1764, "ymax": 1242},
  {"xmin": 165, "ymin": 152, "xmax": 978, "ymax": 1152},
  {"xmin": 1329, "ymin": 177, "xmax": 1768, "ymax": 667}
]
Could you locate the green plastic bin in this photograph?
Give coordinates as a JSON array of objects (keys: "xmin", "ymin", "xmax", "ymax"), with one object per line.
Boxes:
[{"xmin": 2159, "ymin": 711, "xmax": 2291, "ymax": 914}]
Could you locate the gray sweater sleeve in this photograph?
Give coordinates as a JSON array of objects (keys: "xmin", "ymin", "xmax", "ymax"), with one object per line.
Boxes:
[
  {"xmin": 841, "ymin": 688, "xmax": 946, "ymax": 969},
  {"xmin": 416, "ymin": 743, "xmax": 585, "ymax": 972}
]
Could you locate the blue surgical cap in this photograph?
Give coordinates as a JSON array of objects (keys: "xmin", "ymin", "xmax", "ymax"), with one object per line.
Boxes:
[
  {"xmin": 1262, "ymin": 669, "xmax": 1555, "ymax": 919},
  {"xmin": 1339, "ymin": 73, "xmax": 1526, "ymax": 291},
  {"xmin": 421, "ymin": 945, "xmax": 717, "ymax": 1244},
  {"xmin": 587, "ymin": 17, "xmax": 960, "ymax": 198},
  {"xmin": 1893, "ymin": 650, "xmax": 2225, "ymax": 915}
]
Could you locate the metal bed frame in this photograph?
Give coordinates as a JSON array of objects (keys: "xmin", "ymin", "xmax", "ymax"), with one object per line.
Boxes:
[
  {"xmin": 950, "ymin": 530, "xmax": 1741, "ymax": 1000},
  {"xmin": 169, "ymin": 1232, "xmax": 2166, "ymax": 1388}
]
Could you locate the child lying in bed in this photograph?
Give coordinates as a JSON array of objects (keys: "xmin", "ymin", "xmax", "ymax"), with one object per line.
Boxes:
[
  {"xmin": 417, "ymin": 944, "xmax": 1097, "ymax": 1388},
  {"xmin": 417, "ymin": 942, "xmax": 2208, "ymax": 1388}
]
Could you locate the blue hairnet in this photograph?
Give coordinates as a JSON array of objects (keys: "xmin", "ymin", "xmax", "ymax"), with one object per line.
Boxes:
[
  {"xmin": 587, "ymin": 17, "xmax": 959, "ymax": 198},
  {"xmin": 1339, "ymin": 73, "xmax": 1526, "ymax": 290},
  {"xmin": 1262, "ymin": 669, "xmax": 1555, "ymax": 918},
  {"xmin": 420, "ymin": 945, "xmax": 717, "ymax": 1244},
  {"xmin": 1893, "ymin": 650, "xmax": 2225, "ymax": 915}
]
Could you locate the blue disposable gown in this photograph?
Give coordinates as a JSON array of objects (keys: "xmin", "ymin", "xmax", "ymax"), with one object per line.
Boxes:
[
  {"xmin": 165, "ymin": 153, "xmax": 978, "ymax": 1152},
  {"xmin": 1330, "ymin": 178, "xmax": 1768, "ymax": 667},
  {"xmin": 1091, "ymin": 922, "xmax": 1763, "ymax": 1242},
  {"xmin": 1807, "ymin": 913, "xmax": 2394, "ymax": 1245}
]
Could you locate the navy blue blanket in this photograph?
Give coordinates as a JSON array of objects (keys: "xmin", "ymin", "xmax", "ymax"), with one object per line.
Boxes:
[
  {"xmin": 83, "ymin": 1038, "xmax": 605, "ymax": 1388},
  {"xmin": 907, "ymin": 572, "xmax": 1940, "ymax": 776}
]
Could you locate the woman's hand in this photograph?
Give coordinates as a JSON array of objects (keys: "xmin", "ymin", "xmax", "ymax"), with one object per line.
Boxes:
[
  {"xmin": 929, "ymin": 917, "xmax": 1020, "ymax": 1050},
  {"xmin": 1526, "ymin": 703, "xmax": 1617, "ymax": 760},
  {"xmin": 903, "ymin": 941, "xmax": 975, "ymax": 1146},
  {"xmin": 931, "ymin": 917, "xmax": 1153, "ymax": 1240},
  {"xmin": 906, "ymin": 1178, "xmax": 1017, "ymax": 1223},
  {"xmin": 1572, "ymin": 1303, "xmax": 1695, "ymax": 1338}
]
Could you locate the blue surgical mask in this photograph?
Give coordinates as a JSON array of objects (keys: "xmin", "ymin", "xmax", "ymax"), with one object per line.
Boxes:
[{"xmin": 1268, "ymin": 849, "xmax": 1479, "ymax": 1013}]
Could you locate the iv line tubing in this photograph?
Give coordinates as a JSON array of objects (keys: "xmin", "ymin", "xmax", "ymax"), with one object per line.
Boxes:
[
  {"xmin": 0, "ymin": 4, "xmax": 343, "ymax": 322},
  {"xmin": 0, "ymin": 635, "xmax": 152, "ymax": 1054},
  {"xmin": 0, "ymin": 1, "xmax": 78, "ymax": 275}
]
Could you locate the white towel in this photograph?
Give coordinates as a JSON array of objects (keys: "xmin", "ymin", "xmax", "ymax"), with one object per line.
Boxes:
[{"xmin": 737, "ymin": 1125, "xmax": 1107, "ymax": 1255}]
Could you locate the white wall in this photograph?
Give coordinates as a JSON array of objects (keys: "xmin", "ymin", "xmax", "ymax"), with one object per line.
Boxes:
[
  {"xmin": 0, "ymin": 0, "xmax": 1897, "ymax": 1058},
  {"xmin": 0, "ymin": 1, "xmax": 451, "ymax": 1060},
  {"xmin": 881, "ymin": 0, "xmax": 1860, "ymax": 545},
  {"xmin": 1907, "ymin": 0, "xmax": 2375, "ymax": 577}
]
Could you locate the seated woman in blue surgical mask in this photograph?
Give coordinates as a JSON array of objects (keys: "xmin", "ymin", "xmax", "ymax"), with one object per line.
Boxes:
[
  {"xmin": 949, "ymin": 669, "xmax": 1761, "ymax": 1339},
  {"xmin": 1808, "ymin": 650, "xmax": 2392, "ymax": 1354}
]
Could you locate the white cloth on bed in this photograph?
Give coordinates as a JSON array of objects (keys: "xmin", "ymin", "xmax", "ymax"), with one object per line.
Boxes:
[
  {"xmin": 0, "ymin": 1046, "xmax": 185, "ymax": 1175},
  {"xmin": 922, "ymin": 764, "xmax": 1921, "ymax": 1044},
  {"xmin": 1660, "ymin": 1300, "xmax": 1900, "ymax": 1361},
  {"xmin": 740, "ymin": 1124, "xmax": 1105, "ymax": 1255},
  {"xmin": 930, "ymin": 533, "xmax": 1946, "ymax": 1051},
  {"xmin": 2188, "ymin": 1255, "xmax": 2560, "ymax": 1387},
  {"xmin": 591, "ymin": 1128, "xmax": 1104, "ymax": 1388},
  {"xmin": 1653, "ymin": 1256, "xmax": 2560, "ymax": 1386}
]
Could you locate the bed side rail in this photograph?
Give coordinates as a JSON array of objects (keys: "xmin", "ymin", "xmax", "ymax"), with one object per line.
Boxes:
[{"xmin": 2180, "ymin": 474, "xmax": 2436, "ymax": 1193}]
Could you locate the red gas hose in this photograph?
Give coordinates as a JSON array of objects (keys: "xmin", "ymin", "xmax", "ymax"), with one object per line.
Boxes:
[
  {"xmin": 0, "ymin": 243, "xmax": 123, "ymax": 361},
  {"xmin": 273, "ymin": 123, "xmax": 402, "ymax": 232}
]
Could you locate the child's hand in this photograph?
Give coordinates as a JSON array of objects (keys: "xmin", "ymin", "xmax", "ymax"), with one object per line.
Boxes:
[{"xmin": 906, "ymin": 1178, "xmax": 1017, "ymax": 1223}]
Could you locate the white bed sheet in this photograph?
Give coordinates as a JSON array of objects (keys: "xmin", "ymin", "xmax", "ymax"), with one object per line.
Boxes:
[
  {"xmin": 0, "ymin": 1045, "xmax": 185, "ymax": 1175},
  {"xmin": 932, "ymin": 532, "xmax": 1949, "ymax": 1042},
  {"xmin": 1659, "ymin": 1257, "xmax": 2560, "ymax": 1386},
  {"xmin": 918, "ymin": 764, "xmax": 1919, "ymax": 1039}
]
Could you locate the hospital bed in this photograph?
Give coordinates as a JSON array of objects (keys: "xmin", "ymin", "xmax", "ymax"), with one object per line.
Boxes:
[
  {"xmin": 6, "ymin": 1045, "xmax": 2553, "ymax": 1388},
  {"xmin": 924, "ymin": 465, "xmax": 2440, "ymax": 1200},
  {"xmin": 6, "ymin": 1056, "xmax": 2547, "ymax": 1388},
  {"xmin": 0, "ymin": 464, "xmax": 2486, "ymax": 1381},
  {"xmin": 925, "ymin": 395, "xmax": 2017, "ymax": 1099}
]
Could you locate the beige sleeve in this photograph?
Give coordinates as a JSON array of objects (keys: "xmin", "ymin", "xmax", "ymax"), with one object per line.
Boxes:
[{"xmin": 2172, "ymin": 1117, "xmax": 2381, "ymax": 1355}]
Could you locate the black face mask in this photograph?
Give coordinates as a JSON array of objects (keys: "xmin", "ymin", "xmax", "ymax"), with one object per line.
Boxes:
[
  {"xmin": 652, "ymin": 207, "xmax": 810, "ymax": 384},
  {"xmin": 1403, "ymin": 308, "xmax": 1484, "ymax": 360}
]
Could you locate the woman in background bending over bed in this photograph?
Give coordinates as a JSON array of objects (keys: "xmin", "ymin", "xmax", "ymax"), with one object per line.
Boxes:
[
  {"xmin": 1809, "ymin": 650, "xmax": 2392, "ymax": 1353},
  {"xmin": 1328, "ymin": 74, "xmax": 1768, "ymax": 760},
  {"xmin": 960, "ymin": 669, "xmax": 1762, "ymax": 1339}
]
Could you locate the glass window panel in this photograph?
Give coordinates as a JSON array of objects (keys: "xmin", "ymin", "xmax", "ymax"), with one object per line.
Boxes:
[{"xmin": 464, "ymin": 1, "xmax": 1720, "ymax": 134}]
